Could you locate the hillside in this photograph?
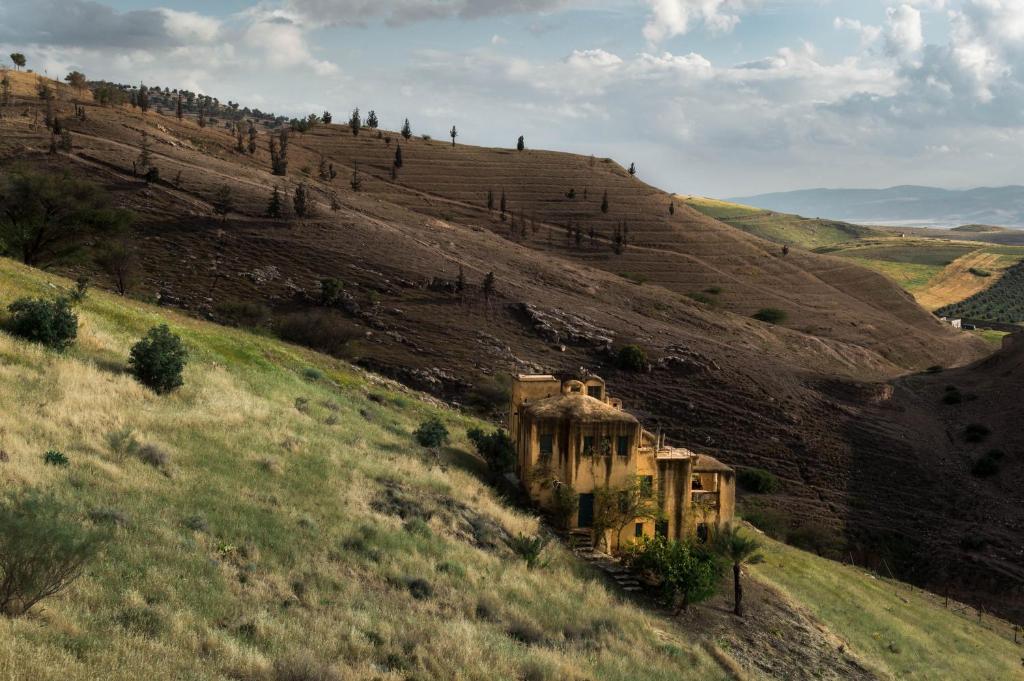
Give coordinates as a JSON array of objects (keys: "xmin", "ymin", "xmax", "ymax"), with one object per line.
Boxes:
[
  {"xmin": 680, "ymin": 196, "xmax": 882, "ymax": 250},
  {"xmin": 731, "ymin": 185, "xmax": 1024, "ymax": 228},
  {"xmin": 1, "ymin": 259, "xmax": 1021, "ymax": 681},
  {"xmin": 5, "ymin": 73, "xmax": 1023, "ymax": 622}
]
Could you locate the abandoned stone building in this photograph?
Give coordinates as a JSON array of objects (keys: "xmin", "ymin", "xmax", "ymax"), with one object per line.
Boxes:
[{"xmin": 509, "ymin": 374, "xmax": 735, "ymax": 550}]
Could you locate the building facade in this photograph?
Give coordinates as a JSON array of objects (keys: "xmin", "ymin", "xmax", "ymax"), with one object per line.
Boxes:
[{"xmin": 509, "ymin": 374, "xmax": 735, "ymax": 549}]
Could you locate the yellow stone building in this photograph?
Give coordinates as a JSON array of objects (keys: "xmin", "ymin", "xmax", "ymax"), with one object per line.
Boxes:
[{"xmin": 509, "ymin": 374, "xmax": 735, "ymax": 549}]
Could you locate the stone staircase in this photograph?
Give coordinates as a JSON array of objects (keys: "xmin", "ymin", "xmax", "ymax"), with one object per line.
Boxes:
[{"xmin": 568, "ymin": 530, "xmax": 644, "ymax": 594}]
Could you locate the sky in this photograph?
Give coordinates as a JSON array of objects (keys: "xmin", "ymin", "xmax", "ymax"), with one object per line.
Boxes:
[{"xmin": 1, "ymin": 0, "xmax": 1023, "ymax": 197}]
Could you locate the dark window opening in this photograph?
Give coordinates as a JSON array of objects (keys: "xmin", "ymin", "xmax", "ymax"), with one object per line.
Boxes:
[
  {"xmin": 616, "ymin": 435, "xmax": 630, "ymax": 458},
  {"xmin": 582, "ymin": 435, "xmax": 594, "ymax": 455},
  {"xmin": 640, "ymin": 475, "xmax": 654, "ymax": 497},
  {"xmin": 696, "ymin": 523, "xmax": 709, "ymax": 544},
  {"xmin": 655, "ymin": 519, "xmax": 668, "ymax": 538},
  {"xmin": 635, "ymin": 522, "xmax": 644, "ymax": 538},
  {"xmin": 691, "ymin": 475, "xmax": 704, "ymax": 490},
  {"xmin": 587, "ymin": 385, "xmax": 603, "ymax": 399},
  {"xmin": 539, "ymin": 434, "xmax": 553, "ymax": 457}
]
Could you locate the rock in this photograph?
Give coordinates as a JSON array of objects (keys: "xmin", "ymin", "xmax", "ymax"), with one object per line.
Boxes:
[{"xmin": 509, "ymin": 302, "xmax": 614, "ymax": 351}]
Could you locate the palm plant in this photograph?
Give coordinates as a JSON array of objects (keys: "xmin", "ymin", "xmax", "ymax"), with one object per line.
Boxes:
[{"xmin": 713, "ymin": 523, "xmax": 764, "ymax": 617}]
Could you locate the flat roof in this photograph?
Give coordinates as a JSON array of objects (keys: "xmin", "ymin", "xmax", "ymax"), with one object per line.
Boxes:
[{"xmin": 515, "ymin": 374, "xmax": 558, "ymax": 382}]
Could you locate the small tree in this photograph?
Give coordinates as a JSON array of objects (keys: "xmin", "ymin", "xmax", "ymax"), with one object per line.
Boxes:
[
  {"xmin": 137, "ymin": 131, "xmax": 152, "ymax": 175},
  {"xmin": 322, "ymin": 110, "xmax": 332, "ymax": 124},
  {"xmin": 482, "ymin": 271, "xmax": 495, "ymax": 306},
  {"xmin": 712, "ymin": 524, "xmax": 764, "ymax": 617},
  {"xmin": 516, "ymin": 135, "xmax": 525, "ymax": 151},
  {"xmin": 414, "ymin": 417, "xmax": 448, "ymax": 448},
  {"xmin": 137, "ymin": 83, "xmax": 149, "ymax": 113},
  {"xmin": 508, "ymin": 534, "xmax": 550, "ymax": 570},
  {"xmin": 592, "ymin": 476, "xmax": 658, "ymax": 552},
  {"xmin": 10, "ymin": 53, "xmax": 26, "ymax": 71},
  {"xmin": 628, "ymin": 162, "xmax": 636, "ymax": 176},
  {"xmin": 64, "ymin": 71, "xmax": 87, "ymax": 92},
  {"xmin": 615, "ymin": 344, "xmax": 647, "ymax": 371},
  {"xmin": 349, "ymin": 108, "xmax": 361, "ymax": 136},
  {"xmin": 669, "ymin": 202, "xmax": 675, "ymax": 215},
  {"xmin": 266, "ymin": 186, "xmax": 283, "ymax": 218},
  {"xmin": 129, "ymin": 324, "xmax": 188, "ymax": 394},
  {"xmin": 95, "ymin": 240, "xmax": 141, "ymax": 295},
  {"xmin": 211, "ymin": 184, "xmax": 233, "ymax": 223},
  {"xmin": 499, "ymin": 190, "xmax": 507, "ymax": 217},
  {"xmin": 601, "ymin": 190, "xmax": 609, "ymax": 214},
  {"xmin": 293, "ymin": 182, "xmax": 310, "ymax": 218},
  {"xmin": 450, "ymin": 125, "xmax": 457, "ymax": 147},
  {"xmin": 6, "ymin": 297, "xmax": 78, "ymax": 350},
  {"xmin": 623, "ymin": 536, "xmax": 721, "ymax": 614},
  {"xmin": 247, "ymin": 121, "xmax": 257, "ymax": 154},
  {"xmin": 350, "ymin": 162, "xmax": 362, "ymax": 192},
  {"xmin": 270, "ymin": 128, "xmax": 288, "ymax": 176},
  {"xmin": 393, "ymin": 144, "xmax": 403, "ymax": 170},
  {"xmin": 0, "ymin": 74, "xmax": 10, "ymax": 106},
  {"xmin": 0, "ymin": 492, "xmax": 109, "ymax": 617},
  {"xmin": 401, "ymin": 118, "xmax": 412, "ymax": 141},
  {"xmin": 486, "ymin": 190, "xmax": 494, "ymax": 211},
  {"xmin": 176, "ymin": 93, "xmax": 183, "ymax": 120},
  {"xmin": 466, "ymin": 427, "xmax": 515, "ymax": 473},
  {"xmin": 366, "ymin": 110, "xmax": 379, "ymax": 128}
]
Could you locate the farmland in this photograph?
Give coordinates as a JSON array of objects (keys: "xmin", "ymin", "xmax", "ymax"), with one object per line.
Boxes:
[{"xmin": 937, "ymin": 260, "xmax": 1024, "ymax": 323}]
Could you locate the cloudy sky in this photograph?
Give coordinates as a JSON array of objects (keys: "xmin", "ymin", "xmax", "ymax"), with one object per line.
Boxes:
[{"xmin": 1, "ymin": 0, "xmax": 1022, "ymax": 196}]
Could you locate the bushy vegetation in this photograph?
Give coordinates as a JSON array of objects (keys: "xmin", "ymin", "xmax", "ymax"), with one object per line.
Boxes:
[
  {"xmin": 737, "ymin": 467, "xmax": 779, "ymax": 494},
  {"xmin": 128, "ymin": 324, "xmax": 187, "ymax": 394},
  {"xmin": 413, "ymin": 416, "xmax": 449, "ymax": 448},
  {"xmin": 939, "ymin": 260, "xmax": 1024, "ymax": 323},
  {"xmin": 753, "ymin": 308, "xmax": 787, "ymax": 324},
  {"xmin": 622, "ymin": 535, "xmax": 721, "ymax": 613},
  {"xmin": 466, "ymin": 427, "xmax": 514, "ymax": 473},
  {"xmin": 615, "ymin": 344, "xmax": 647, "ymax": 371},
  {"xmin": 5, "ymin": 296, "xmax": 77, "ymax": 350},
  {"xmin": 0, "ymin": 493, "xmax": 109, "ymax": 617}
]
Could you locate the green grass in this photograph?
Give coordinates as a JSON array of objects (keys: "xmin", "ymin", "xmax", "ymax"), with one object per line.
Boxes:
[
  {"xmin": 0, "ymin": 259, "xmax": 728, "ymax": 681},
  {"xmin": 846, "ymin": 257, "xmax": 945, "ymax": 292},
  {"xmin": 753, "ymin": 534, "xmax": 1022, "ymax": 681},
  {"xmin": 681, "ymin": 196, "xmax": 880, "ymax": 249}
]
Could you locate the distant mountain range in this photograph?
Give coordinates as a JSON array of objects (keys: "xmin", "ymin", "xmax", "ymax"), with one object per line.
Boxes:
[{"xmin": 729, "ymin": 185, "xmax": 1024, "ymax": 229}]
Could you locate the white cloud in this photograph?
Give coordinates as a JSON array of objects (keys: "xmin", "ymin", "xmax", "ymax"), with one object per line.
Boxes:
[
  {"xmin": 642, "ymin": 0, "xmax": 748, "ymax": 44},
  {"xmin": 161, "ymin": 9, "xmax": 221, "ymax": 44},
  {"xmin": 884, "ymin": 4, "xmax": 924, "ymax": 58}
]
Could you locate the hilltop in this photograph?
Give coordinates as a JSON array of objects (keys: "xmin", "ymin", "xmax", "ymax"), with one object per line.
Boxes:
[
  {"xmin": 1, "ymin": 258, "xmax": 1021, "ymax": 681},
  {"xmin": 4, "ymin": 73, "xmax": 1022, "ymax": 622}
]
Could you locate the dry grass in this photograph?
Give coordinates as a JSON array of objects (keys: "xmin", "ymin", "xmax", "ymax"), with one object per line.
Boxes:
[{"xmin": 0, "ymin": 258, "xmax": 729, "ymax": 681}]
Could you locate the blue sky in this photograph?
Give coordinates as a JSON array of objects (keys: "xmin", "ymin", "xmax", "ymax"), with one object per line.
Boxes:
[{"xmin": 2, "ymin": 1, "xmax": 1023, "ymax": 197}]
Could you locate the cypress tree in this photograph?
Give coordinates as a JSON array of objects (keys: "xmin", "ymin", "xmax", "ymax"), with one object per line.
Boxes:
[
  {"xmin": 516, "ymin": 135, "xmax": 524, "ymax": 151},
  {"xmin": 366, "ymin": 110, "xmax": 379, "ymax": 128},
  {"xmin": 247, "ymin": 121, "xmax": 257, "ymax": 154},
  {"xmin": 450, "ymin": 125, "xmax": 457, "ymax": 147},
  {"xmin": 401, "ymin": 118, "xmax": 412, "ymax": 141},
  {"xmin": 628, "ymin": 162, "xmax": 636, "ymax": 176},
  {"xmin": 601, "ymin": 190, "xmax": 609, "ymax": 214},
  {"xmin": 349, "ymin": 108, "xmax": 361, "ymax": 136},
  {"xmin": 393, "ymin": 144, "xmax": 403, "ymax": 169},
  {"xmin": 487, "ymin": 190, "xmax": 493, "ymax": 211},
  {"xmin": 266, "ymin": 186, "xmax": 283, "ymax": 218},
  {"xmin": 176, "ymin": 93, "xmax": 183, "ymax": 120},
  {"xmin": 293, "ymin": 183, "xmax": 309, "ymax": 218}
]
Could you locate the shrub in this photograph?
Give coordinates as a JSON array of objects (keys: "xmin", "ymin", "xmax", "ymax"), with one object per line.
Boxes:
[
  {"xmin": 963, "ymin": 423, "xmax": 990, "ymax": 443},
  {"xmin": 276, "ymin": 310, "xmax": 360, "ymax": 357},
  {"xmin": 615, "ymin": 344, "xmax": 647, "ymax": 371},
  {"xmin": 414, "ymin": 417, "xmax": 449, "ymax": 448},
  {"xmin": 43, "ymin": 450, "xmax": 69, "ymax": 467},
  {"xmin": 138, "ymin": 443, "xmax": 170, "ymax": 471},
  {"xmin": 737, "ymin": 468, "xmax": 779, "ymax": 494},
  {"xmin": 6, "ymin": 297, "xmax": 78, "ymax": 350},
  {"xmin": 507, "ymin": 534, "xmax": 550, "ymax": 570},
  {"xmin": 466, "ymin": 427, "xmax": 515, "ymax": 472},
  {"xmin": 551, "ymin": 484, "xmax": 580, "ymax": 530},
  {"xmin": 129, "ymin": 325, "xmax": 187, "ymax": 394},
  {"xmin": 621, "ymin": 535, "xmax": 721, "ymax": 612},
  {"xmin": 0, "ymin": 492, "xmax": 109, "ymax": 617},
  {"xmin": 968, "ymin": 267, "xmax": 991, "ymax": 277},
  {"xmin": 753, "ymin": 308, "xmax": 787, "ymax": 324},
  {"xmin": 106, "ymin": 427, "xmax": 140, "ymax": 460},
  {"xmin": 942, "ymin": 390, "xmax": 962, "ymax": 405}
]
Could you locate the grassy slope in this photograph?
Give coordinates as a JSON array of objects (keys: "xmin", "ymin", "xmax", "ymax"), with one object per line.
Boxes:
[
  {"xmin": 0, "ymin": 259, "xmax": 728, "ymax": 681},
  {"xmin": 752, "ymin": 535, "xmax": 1022, "ymax": 681},
  {"xmin": 680, "ymin": 196, "xmax": 880, "ymax": 250}
]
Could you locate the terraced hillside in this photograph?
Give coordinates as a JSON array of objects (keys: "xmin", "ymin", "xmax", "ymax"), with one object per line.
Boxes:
[{"xmin": 5, "ymin": 72, "xmax": 1022, "ymax": 621}]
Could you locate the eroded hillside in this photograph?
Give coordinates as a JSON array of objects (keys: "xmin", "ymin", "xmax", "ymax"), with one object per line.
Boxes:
[{"xmin": 2, "ymin": 72, "xmax": 1018, "ymax": 621}]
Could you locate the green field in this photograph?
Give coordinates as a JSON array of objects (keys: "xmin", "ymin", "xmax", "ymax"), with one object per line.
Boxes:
[
  {"xmin": 938, "ymin": 260, "xmax": 1024, "ymax": 323},
  {"xmin": 681, "ymin": 196, "xmax": 880, "ymax": 249},
  {"xmin": 0, "ymin": 257, "xmax": 1019, "ymax": 680}
]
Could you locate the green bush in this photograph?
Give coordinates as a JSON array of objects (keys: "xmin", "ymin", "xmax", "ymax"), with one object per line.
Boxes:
[
  {"xmin": 129, "ymin": 325, "xmax": 187, "ymax": 394},
  {"xmin": 42, "ymin": 450, "xmax": 69, "ymax": 467},
  {"xmin": 466, "ymin": 427, "xmax": 515, "ymax": 472},
  {"xmin": 615, "ymin": 344, "xmax": 647, "ymax": 372},
  {"xmin": 414, "ymin": 417, "xmax": 449, "ymax": 448},
  {"xmin": 968, "ymin": 267, "xmax": 991, "ymax": 278},
  {"xmin": 737, "ymin": 468, "xmax": 779, "ymax": 494},
  {"xmin": 752, "ymin": 308, "xmax": 787, "ymax": 324},
  {"xmin": 6, "ymin": 297, "xmax": 78, "ymax": 350},
  {"xmin": 621, "ymin": 535, "xmax": 721, "ymax": 612},
  {"xmin": 0, "ymin": 492, "xmax": 109, "ymax": 616},
  {"xmin": 508, "ymin": 534, "xmax": 550, "ymax": 570}
]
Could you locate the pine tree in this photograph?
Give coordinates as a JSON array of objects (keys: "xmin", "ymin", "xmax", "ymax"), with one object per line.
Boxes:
[
  {"xmin": 293, "ymin": 183, "xmax": 309, "ymax": 218},
  {"xmin": 266, "ymin": 186, "xmax": 283, "ymax": 218},
  {"xmin": 247, "ymin": 121, "xmax": 257, "ymax": 154},
  {"xmin": 349, "ymin": 108, "xmax": 361, "ymax": 136},
  {"xmin": 601, "ymin": 190, "xmax": 609, "ymax": 214},
  {"xmin": 393, "ymin": 144, "xmax": 403, "ymax": 169},
  {"xmin": 350, "ymin": 162, "xmax": 362, "ymax": 191},
  {"xmin": 270, "ymin": 128, "xmax": 288, "ymax": 175},
  {"xmin": 517, "ymin": 135, "xmax": 525, "ymax": 151},
  {"xmin": 176, "ymin": 93, "xmax": 183, "ymax": 120},
  {"xmin": 322, "ymin": 110, "xmax": 332, "ymax": 124},
  {"xmin": 366, "ymin": 110, "xmax": 379, "ymax": 128},
  {"xmin": 138, "ymin": 131, "xmax": 152, "ymax": 173},
  {"xmin": 628, "ymin": 162, "xmax": 636, "ymax": 176},
  {"xmin": 450, "ymin": 125, "xmax": 457, "ymax": 147},
  {"xmin": 10, "ymin": 53, "xmax": 26, "ymax": 71},
  {"xmin": 212, "ymin": 185, "xmax": 233, "ymax": 223},
  {"xmin": 401, "ymin": 118, "xmax": 412, "ymax": 140},
  {"xmin": 138, "ymin": 83, "xmax": 149, "ymax": 113},
  {"xmin": 487, "ymin": 190, "xmax": 494, "ymax": 211}
]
